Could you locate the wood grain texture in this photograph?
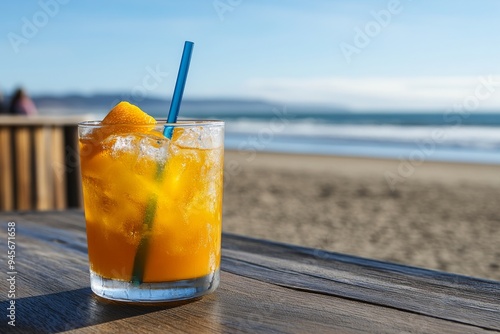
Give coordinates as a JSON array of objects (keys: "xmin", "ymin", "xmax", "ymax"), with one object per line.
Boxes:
[
  {"xmin": 0, "ymin": 127, "xmax": 13, "ymax": 210},
  {"xmin": 1, "ymin": 117, "xmax": 87, "ymax": 211},
  {"xmin": 14, "ymin": 128, "xmax": 32, "ymax": 210},
  {"xmin": 222, "ymin": 234, "xmax": 500, "ymax": 331},
  {"xmin": 34, "ymin": 127, "xmax": 54, "ymax": 210},
  {"xmin": 51, "ymin": 127, "xmax": 66, "ymax": 209},
  {"xmin": 0, "ymin": 210, "xmax": 498, "ymax": 333}
]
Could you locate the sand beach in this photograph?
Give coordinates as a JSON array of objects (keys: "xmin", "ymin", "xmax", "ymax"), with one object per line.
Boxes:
[{"xmin": 222, "ymin": 150, "xmax": 500, "ymax": 282}]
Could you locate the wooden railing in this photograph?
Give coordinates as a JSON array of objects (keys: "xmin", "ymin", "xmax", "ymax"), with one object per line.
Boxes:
[{"xmin": 0, "ymin": 115, "xmax": 93, "ymax": 211}]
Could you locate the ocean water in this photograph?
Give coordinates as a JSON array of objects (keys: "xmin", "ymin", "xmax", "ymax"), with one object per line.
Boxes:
[
  {"xmin": 226, "ymin": 120, "xmax": 500, "ymax": 164},
  {"xmin": 39, "ymin": 103, "xmax": 500, "ymax": 164},
  {"xmin": 222, "ymin": 115, "xmax": 500, "ymax": 164}
]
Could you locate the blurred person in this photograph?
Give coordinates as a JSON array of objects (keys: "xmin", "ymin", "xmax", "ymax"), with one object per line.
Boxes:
[{"xmin": 9, "ymin": 88, "xmax": 38, "ymax": 116}]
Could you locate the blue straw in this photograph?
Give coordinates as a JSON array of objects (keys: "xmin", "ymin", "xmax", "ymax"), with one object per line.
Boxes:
[
  {"xmin": 131, "ymin": 41, "xmax": 194, "ymax": 285},
  {"xmin": 164, "ymin": 41, "xmax": 194, "ymax": 139}
]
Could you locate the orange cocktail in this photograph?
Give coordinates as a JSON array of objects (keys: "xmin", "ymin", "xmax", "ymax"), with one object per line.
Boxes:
[{"xmin": 78, "ymin": 102, "xmax": 224, "ymax": 302}]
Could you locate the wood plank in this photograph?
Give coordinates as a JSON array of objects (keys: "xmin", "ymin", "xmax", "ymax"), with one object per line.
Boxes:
[
  {"xmin": 0, "ymin": 117, "xmax": 90, "ymax": 211},
  {"xmin": 0, "ymin": 210, "xmax": 494, "ymax": 334},
  {"xmin": 221, "ymin": 234, "xmax": 500, "ymax": 331},
  {"xmin": 34, "ymin": 127, "xmax": 54, "ymax": 210},
  {"xmin": 51, "ymin": 127, "xmax": 67, "ymax": 209},
  {"xmin": 14, "ymin": 127, "xmax": 32, "ymax": 210},
  {"xmin": 0, "ymin": 127, "xmax": 13, "ymax": 210}
]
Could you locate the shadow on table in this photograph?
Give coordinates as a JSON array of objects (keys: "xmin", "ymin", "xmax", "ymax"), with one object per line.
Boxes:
[{"xmin": 1, "ymin": 287, "xmax": 196, "ymax": 333}]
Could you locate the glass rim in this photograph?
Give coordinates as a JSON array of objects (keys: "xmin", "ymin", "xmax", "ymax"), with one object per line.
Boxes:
[{"xmin": 78, "ymin": 119, "xmax": 224, "ymax": 127}]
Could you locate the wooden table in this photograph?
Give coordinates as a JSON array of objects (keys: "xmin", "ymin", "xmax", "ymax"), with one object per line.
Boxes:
[{"xmin": 1, "ymin": 210, "xmax": 499, "ymax": 333}]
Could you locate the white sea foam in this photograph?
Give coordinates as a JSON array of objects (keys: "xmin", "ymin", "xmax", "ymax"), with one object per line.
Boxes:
[
  {"xmin": 226, "ymin": 119, "xmax": 500, "ymax": 150},
  {"xmin": 222, "ymin": 119, "xmax": 500, "ymax": 164}
]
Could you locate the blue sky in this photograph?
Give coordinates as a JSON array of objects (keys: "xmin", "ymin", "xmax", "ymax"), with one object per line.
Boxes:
[{"xmin": 2, "ymin": 0, "xmax": 500, "ymax": 110}]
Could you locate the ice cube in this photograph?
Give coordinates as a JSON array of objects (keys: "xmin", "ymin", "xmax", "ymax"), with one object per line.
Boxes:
[
  {"xmin": 102, "ymin": 134, "xmax": 170, "ymax": 163},
  {"xmin": 79, "ymin": 126, "xmax": 94, "ymax": 139},
  {"xmin": 137, "ymin": 134, "xmax": 170, "ymax": 163},
  {"xmin": 102, "ymin": 134, "xmax": 140, "ymax": 158},
  {"xmin": 173, "ymin": 126, "xmax": 223, "ymax": 149}
]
